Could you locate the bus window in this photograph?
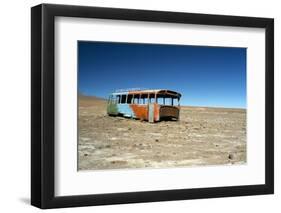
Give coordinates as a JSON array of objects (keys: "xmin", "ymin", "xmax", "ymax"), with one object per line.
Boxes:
[
  {"xmin": 143, "ymin": 97, "xmax": 148, "ymax": 104},
  {"xmin": 140, "ymin": 97, "xmax": 144, "ymax": 104},
  {"xmin": 149, "ymin": 97, "xmax": 156, "ymax": 103},
  {"xmin": 120, "ymin": 95, "xmax": 126, "ymax": 104},
  {"xmin": 157, "ymin": 97, "xmax": 164, "ymax": 105},
  {"xmin": 173, "ymin": 98, "xmax": 179, "ymax": 106},
  {"xmin": 140, "ymin": 94, "xmax": 148, "ymax": 104},
  {"xmin": 127, "ymin": 94, "xmax": 133, "ymax": 104},
  {"xmin": 116, "ymin": 95, "xmax": 121, "ymax": 104},
  {"xmin": 165, "ymin": 97, "xmax": 173, "ymax": 106},
  {"xmin": 133, "ymin": 98, "xmax": 138, "ymax": 104},
  {"xmin": 133, "ymin": 94, "xmax": 140, "ymax": 104}
]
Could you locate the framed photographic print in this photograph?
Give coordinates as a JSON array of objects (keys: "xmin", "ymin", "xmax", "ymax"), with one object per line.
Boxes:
[{"xmin": 31, "ymin": 4, "xmax": 274, "ymax": 209}]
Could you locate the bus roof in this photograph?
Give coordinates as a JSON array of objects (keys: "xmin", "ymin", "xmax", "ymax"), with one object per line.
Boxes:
[{"xmin": 111, "ymin": 89, "xmax": 181, "ymax": 98}]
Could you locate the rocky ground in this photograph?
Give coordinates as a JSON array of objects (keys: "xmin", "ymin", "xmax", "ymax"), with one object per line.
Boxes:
[{"xmin": 78, "ymin": 96, "xmax": 246, "ymax": 171}]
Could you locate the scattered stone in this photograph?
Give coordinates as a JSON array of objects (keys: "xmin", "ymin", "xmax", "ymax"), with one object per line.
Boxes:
[
  {"xmin": 155, "ymin": 139, "xmax": 159, "ymax": 142},
  {"xmin": 128, "ymin": 127, "xmax": 132, "ymax": 130},
  {"xmin": 84, "ymin": 153, "xmax": 88, "ymax": 156},
  {"xmin": 105, "ymin": 145, "xmax": 111, "ymax": 148},
  {"xmin": 110, "ymin": 137, "xmax": 118, "ymax": 140},
  {"xmin": 228, "ymin": 154, "xmax": 234, "ymax": 160}
]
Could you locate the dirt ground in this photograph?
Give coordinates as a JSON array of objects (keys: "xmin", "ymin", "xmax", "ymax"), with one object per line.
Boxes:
[{"xmin": 78, "ymin": 96, "xmax": 246, "ymax": 171}]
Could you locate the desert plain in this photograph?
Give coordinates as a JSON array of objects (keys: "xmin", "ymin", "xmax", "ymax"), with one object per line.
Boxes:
[{"xmin": 78, "ymin": 95, "xmax": 246, "ymax": 171}]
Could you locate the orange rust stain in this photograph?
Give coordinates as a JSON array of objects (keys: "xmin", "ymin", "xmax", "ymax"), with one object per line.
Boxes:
[
  {"xmin": 130, "ymin": 104, "xmax": 148, "ymax": 120},
  {"xmin": 128, "ymin": 91, "xmax": 139, "ymax": 95},
  {"xmin": 130, "ymin": 103, "xmax": 160, "ymax": 122}
]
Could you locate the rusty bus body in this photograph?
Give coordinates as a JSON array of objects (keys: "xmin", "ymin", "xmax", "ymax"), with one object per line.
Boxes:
[{"xmin": 107, "ymin": 89, "xmax": 181, "ymax": 123}]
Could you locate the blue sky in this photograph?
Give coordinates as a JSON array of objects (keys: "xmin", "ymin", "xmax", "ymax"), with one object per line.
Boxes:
[{"xmin": 78, "ymin": 41, "xmax": 246, "ymax": 108}]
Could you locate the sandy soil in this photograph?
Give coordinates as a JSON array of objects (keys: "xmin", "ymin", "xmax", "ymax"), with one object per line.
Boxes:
[{"xmin": 78, "ymin": 96, "xmax": 246, "ymax": 171}]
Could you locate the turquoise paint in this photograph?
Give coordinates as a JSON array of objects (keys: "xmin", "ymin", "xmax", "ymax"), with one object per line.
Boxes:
[{"xmin": 117, "ymin": 104, "xmax": 136, "ymax": 118}]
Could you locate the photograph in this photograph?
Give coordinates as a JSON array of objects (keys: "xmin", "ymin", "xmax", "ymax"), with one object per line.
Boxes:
[{"xmin": 78, "ymin": 41, "xmax": 247, "ymax": 171}]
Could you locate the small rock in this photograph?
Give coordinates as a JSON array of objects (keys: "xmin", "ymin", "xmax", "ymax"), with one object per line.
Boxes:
[
  {"xmin": 84, "ymin": 153, "xmax": 88, "ymax": 156},
  {"xmin": 155, "ymin": 139, "xmax": 159, "ymax": 142},
  {"xmin": 228, "ymin": 154, "xmax": 234, "ymax": 160},
  {"xmin": 128, "ymin": 127, "xmax": 132, "ymax": 130}
]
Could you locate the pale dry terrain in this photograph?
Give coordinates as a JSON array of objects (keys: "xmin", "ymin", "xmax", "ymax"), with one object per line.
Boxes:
[{"xmin": 78, "ymin": 96, "xmax": 246, "ymax": 171}]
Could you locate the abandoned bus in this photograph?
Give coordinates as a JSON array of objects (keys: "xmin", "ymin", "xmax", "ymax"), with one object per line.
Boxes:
[{"xmin": 107, "ymin": 89, "xmax": 181, "ymax": 122}]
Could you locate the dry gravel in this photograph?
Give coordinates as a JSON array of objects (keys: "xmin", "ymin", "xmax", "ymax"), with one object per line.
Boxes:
[{"xmin": 78, "ymin": 96, "xmax": 246, "ymax": 171}]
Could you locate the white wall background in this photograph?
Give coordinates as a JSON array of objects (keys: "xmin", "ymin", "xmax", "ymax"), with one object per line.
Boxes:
[{"xmin": 0, "ymin": 0, "xmax": 279, "ymax": 212}]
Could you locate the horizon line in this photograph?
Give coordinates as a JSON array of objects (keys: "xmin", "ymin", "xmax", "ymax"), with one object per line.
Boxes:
[{"xmin": 78, "ymin": 94, "xmax": 246, "ymax": 110}]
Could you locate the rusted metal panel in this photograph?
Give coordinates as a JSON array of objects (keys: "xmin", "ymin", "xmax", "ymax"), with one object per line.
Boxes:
[
  {"xmin": 159, "ymin": 106, "xmax": 180, "ymax": 120},
  {"xmin": 130, "ymin": 104, "xmax": 148, "ymax": 121}
]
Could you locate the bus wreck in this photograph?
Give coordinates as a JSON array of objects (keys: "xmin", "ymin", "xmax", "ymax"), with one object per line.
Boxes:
[{"xmin": 107, "ymin": 89, "xmax": 181, "ymax": 123}]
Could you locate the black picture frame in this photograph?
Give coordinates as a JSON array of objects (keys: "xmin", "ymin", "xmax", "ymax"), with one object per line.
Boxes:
[{"xmin": 31, "ymin": 3, "xmax": 274, "ymax": 209}]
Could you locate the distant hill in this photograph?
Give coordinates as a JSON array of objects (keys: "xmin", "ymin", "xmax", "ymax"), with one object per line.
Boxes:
[
  {"xmin": 78, "ymin": 95, "xmax": 107, "ymax": 107},
  {"xmin": 79, "ymin": 94, "xmax": 107, "ymax": 101}
]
